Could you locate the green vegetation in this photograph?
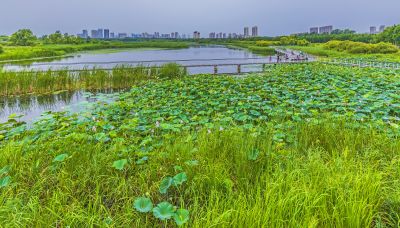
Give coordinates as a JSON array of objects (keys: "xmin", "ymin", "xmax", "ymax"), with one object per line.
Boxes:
[
  {"xmin": 288, "ymin": 44, "xmax": 400, "ymax": 62},
  {"xmin": 0, "ymin": 63, "xmax": 187, "ymax": 96},
  {"xmin": 295, "ymin": 24, "xmax": 400, "ymax": 44},
  {"xmin": 378, "ymin": 24, "xmax": 400, "ymax": 45},
  {"xmin": 245, "ymin": 45, "xmax": 276, "ymax": 55},
  {"xmin": 256, "ymin": 36, "xmax": 310, "ymax": 46},
  {"xmin": 9, "ymin": 29, "xmax": 37, "ymax": 46},
  {"xmin": 200, "ymin": 36, "xmax": 309, "ymax": 55},
  {"xmin": 222, "ymin": 41, "xmax": 275, "ymax": 55},
  {"xmin": 0, "ymin": 64, "xmax": 400, "ymax": 226},
  {"xmin": 0, "ymin": 45, "xmax": 3, "ymax": 54},
  {"xmin": 295, "ymin": 32, "xmax": 375, "ymax": 43},
  {"xmin": 324, "ymin": 40, "xmax": 398, "ymax": 54},
  {"xmin": 42, "ymin": 31, "xmax": 84, "ymax": 44},
  {"xmin": 0, "ymin": 41, "xmax": 190, "ymax": 61}
]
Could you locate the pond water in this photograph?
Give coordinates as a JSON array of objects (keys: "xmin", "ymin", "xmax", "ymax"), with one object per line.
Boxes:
[
  {"xmin": 0, "ymin": 90, "xmax": 123, "ymax": 124},
  {"xmin": 2, "ymin": 46, "xmax": 275, "ymax": 74},
  {"xmin": 0, "ymin": 46, "xmax": 277, "ymax": 124}
]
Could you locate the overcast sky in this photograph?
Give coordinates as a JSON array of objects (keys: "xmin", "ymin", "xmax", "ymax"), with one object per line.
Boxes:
[{"xmin": 0, "ymin": 0, "xmax": 399, "ymax": 37}]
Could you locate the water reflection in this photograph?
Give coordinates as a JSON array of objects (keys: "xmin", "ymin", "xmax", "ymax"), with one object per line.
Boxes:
[
  {"xmin": 2, "ymin": 46, "xmax": 273, "ymax": 71},
  {"xmin": 0, "ymin": 89, "xmax": 124, "ymax": 124}
]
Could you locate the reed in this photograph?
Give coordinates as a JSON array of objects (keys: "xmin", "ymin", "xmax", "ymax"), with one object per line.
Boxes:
[{"xmin": 0, "ymin": 64, "xmax": 186, "ymax": 96}]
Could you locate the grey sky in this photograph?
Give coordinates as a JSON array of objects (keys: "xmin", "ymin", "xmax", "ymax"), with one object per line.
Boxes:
[{"xmin": 1, "ymin": 0, "xmax": 399, "ymax": 37}]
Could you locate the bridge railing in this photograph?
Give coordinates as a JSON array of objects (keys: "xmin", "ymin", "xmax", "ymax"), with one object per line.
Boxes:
[
  {"xmin": 1, "ymin": 58, "xmax": 311, "ymax": 75},
  {"xmin": 320, "ymin": 58, "xmax": 400, "ymax": 70}
]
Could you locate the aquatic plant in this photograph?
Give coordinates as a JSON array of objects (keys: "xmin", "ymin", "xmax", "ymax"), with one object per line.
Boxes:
[
  {"xmin": 0, "ymin": 64, "xmax": 399, "ymax": 226},
  {"xmin": 0, "ymin": 63, "xmax": 187, "ymax": 96}
]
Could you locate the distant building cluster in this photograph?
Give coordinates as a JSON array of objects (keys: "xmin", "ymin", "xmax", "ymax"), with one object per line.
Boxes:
[
  {"xmin": 309, "ymin": 26, "xmax": 334, "ymax": 34},
  {"xmin": 78, "ymin": 28, "xmax": 191, "ymax": 39},
  {"xmin": 208, "ymin": 26, "xmax": 259, "ymax": 39},
  {"xmin": 193, "ymin": 31, "xmax": 201, "ymax": 39},
  {"xmin": 370, "ymin": 25, "xmax": 385, "ymax": 34},
  {"xmin": 304, "ymin": 24, "xmax": 386, "ymax": 35},
  {"xmin": 77, "ymin": 26, "xmax": 259, "ymax": 40}
]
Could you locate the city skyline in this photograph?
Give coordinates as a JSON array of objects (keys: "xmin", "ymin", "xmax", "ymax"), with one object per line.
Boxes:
[{"xmin": 0, "ymin": 0, "xmax": 399, "ymax": 36}]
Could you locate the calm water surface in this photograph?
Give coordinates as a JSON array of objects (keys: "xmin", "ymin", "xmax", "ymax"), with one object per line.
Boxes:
[{"xmin": 3, "ymin": 46, "xmax": 274, "ymax": 74}]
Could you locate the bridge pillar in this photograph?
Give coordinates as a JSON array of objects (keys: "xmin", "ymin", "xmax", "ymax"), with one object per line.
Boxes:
[
  {"xmin": 237, "ymin": 64, "xmax": 241, "ymax": 74},
  {"xmin": 214, "ymin": 65, "xmax": 218, "ymax": 74}
]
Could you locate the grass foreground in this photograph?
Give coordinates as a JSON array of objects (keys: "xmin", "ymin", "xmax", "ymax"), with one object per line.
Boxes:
[{"xmin": 0, "ymin": 64, "xmax": 400, "ymax": 227}]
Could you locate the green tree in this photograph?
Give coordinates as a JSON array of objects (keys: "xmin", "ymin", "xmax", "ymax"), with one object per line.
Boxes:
[
  {"xmin": 9, "ymin": 29, "xmax": 37, "ymax": 46},
  {"xmin": 48, "ymin": 31, "xmax": 63, "ymax": 44},
  {"xmin": 378, "ymin": 24, "xmax": 400, "ymax": 45},
  {"xmin": 0, "ymin": 45, "xmax": 3, "ymax": 54},
  {"xmin": 42, "ymin": 31, "xmax": 84, "ymax": 44}
]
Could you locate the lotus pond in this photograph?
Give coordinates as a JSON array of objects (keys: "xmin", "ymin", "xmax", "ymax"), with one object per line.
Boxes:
[{"xmin": 0, "ymin": 63, "xmax": 400, "ymax": 227}]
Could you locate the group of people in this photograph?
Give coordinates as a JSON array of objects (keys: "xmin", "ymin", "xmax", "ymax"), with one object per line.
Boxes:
[{"xmin": 270, "ymin": 51, "xmax": 309, "ymax": 63}]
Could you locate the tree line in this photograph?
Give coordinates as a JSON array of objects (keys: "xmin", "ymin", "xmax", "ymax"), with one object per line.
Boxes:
[
  {"xmin": 294, "ymin": 25, "xmax": 400, "ymax": 45},
  {"xmin": 3, "ymin": 29, "xmax": 86, "ymax": 46}
]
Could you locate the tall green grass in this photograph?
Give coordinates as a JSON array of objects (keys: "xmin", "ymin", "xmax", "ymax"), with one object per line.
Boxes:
[
  {"xmin": 0, "ymin": 64, "xmax": 187, "ymax": 96},
  {"xmin": 288, "ymin": 44, "xmax": 400, "ymax": 62},
  {"xmin": 0, "ymin": 121, "xmax": 399, "ymax": 227}
]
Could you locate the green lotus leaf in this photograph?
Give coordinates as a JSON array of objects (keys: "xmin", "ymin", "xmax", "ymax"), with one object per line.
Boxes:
[
  {"xmin": 112, "ymin": 159, "xmax": 128, "ymax": 170},
  {"xmin": 184, "ymin": 160, "xmax": 199, "ymax": 166},
  {"xmin": 153, "ymin": 202, "xmax": 175, "ymax": 220},
  {"xmin": 248, "ymin": 149, "xmax": 260, "ymax": 161},
  {"xmin": 0, "ymin": 166, "xmax": 11, "ymax": 175},
  {"xmin": 173, "ymin": 172, "xmax": 187, "ymax": 186},
  {"xmin": 136, "ymin": 156, "xmax": 148, "ymax": 165},
  {"xmin": 173, "ymin": 209, "xmax": 190, "ymax": 226},
  {"xmin": 53, "ymin": 153, "xmax": 69, "ymax": 162},
  {"xmin": 174, "ymin": 165, "xmax": 183, "ymax": 172},
  {"xmin": 0, "ymin": 176, "xmax": 11, "ymax": 188},
  {"xmin": 133, "ymin": 197, "xmax": 153, "ymax": 213},
  {"xmin": 159, "ymin": 177, "xmax": 173, "ymax": 194}
]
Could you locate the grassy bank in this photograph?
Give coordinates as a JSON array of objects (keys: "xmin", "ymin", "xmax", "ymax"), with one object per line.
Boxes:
[
  {"xmin": 0, "ymin": 64, "xmax": 399, "ymax": 226},
  {"xmin": 0, "ymin": 41, "xmax": 191, "ymax": 62},
  {"xmin": 288, "ymin": 44, "xmax": 400, "ymax": 62},
  {"xmin": 0, "ymin": 64, "xmax": 187, "ymax": 96},
  {"xmin": 225, "ymin": 41, "xmax": 276, "ymax": 55}
]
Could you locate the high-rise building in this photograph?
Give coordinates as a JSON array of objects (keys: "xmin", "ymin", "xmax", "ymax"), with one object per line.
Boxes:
[
  {"xmin": 319, "ymin": 26, "xmax": 333, "ymax": 34},
  {"xmin": 91, "ymin": 30, "xmax": 98, "ymax": 38},
  {"xmin": 77, "ymin": 29, "xmax": 89, "ymax": 39},
  {"xmin": 104, "ymin": 29, "xmax": 110, "ymax": 39},
  {"xmin": 223, "ymin": 33, "xmax": 227, "ymax": 39},
  {"xmin": 110, "ymin": 32, "xmax": 115, "ymax": 39},
  {"xmin": 193, "ymin": 31, "xmax": 200, "ymax": 39},
  {"xmin": 379, "ymin": 25, "xmax": 386, "ymax": 33},
  {"xmin": 310, "ymin": 27, "xmax": 319, "ymax": 34},
  {"xmin": 370, "ymin": 26, "xmax": 377, "ymax": 34},
  {"xmin": 244, "ymin": 27, "xmax": 249, "ymax": 37},
  {"xmin": 97, "ymin": 29, "xmax": 104, "ymax": 39},
  {"xmin": 252, "ymin": 26, "xmax": 258, "ymax": 37},
  {"xmin": 118, "ymin": 33, "xmax": 128, "ymax": 39},
  {"xmin": 209, "ymin": 32, "xmax": 216, "ymax": 39}
]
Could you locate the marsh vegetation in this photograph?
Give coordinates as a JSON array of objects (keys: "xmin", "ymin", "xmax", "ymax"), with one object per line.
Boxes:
[{"xmin": 0, "ymin": 64, "xmax": 399, "ymax": 226}]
